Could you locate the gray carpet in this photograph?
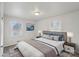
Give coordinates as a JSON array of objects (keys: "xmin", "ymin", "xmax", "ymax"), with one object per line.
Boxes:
[
  {"xmin": 3, "ymin": 45, "xmax": 23, "ymax": 57},
  {"xmin": 3, "ymin": 45, "xmax": 79, "ymax": 57},
  {"xmin": 60, "ymin": 51, "xmax": 79, "ymax": 57}
]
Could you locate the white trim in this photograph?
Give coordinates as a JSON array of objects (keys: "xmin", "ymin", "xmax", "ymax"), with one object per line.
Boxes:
[{"xmin": 0, "ymin": 2, "xmax": 4, "ymax": 57}]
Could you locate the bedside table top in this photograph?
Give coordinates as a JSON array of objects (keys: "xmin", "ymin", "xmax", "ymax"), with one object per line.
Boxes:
[
  {"xmin": 64, "ymin": 42, "xmax": 75, "ymax": 47},
  {"xmin": 36, "ymin": 36, "xmax": 41, "ymax": 38}
]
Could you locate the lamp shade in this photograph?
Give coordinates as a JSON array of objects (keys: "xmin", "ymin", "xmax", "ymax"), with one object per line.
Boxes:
[
  {"xmin": 67, "ymin": 32, "xmax": 74, "ymax": 37},
  {"xmin": 38, "ymin": 31, "xmax": 42, "ymax": 36}
]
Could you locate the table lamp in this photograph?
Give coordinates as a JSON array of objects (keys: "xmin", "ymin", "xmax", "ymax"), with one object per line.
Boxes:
[
  {"xmin": 38, "ymin": 31, "xmax": 42, "ymax": 36},
  {"xmin": 67, "ymin": 32, "xmax": 74, "ymax": 43}
]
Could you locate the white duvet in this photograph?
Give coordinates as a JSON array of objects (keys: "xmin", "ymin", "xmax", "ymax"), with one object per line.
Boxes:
[
  {"xmin": 35, "ymin": 38, "xmax": 64, "ymax": 54},
  {"xmin": 16, "ymin": 41, "xmax": 44, "ymax": 57},
  {"xmin": 17, "ymin": 38, "xmax": 64, "ymax": 57}
]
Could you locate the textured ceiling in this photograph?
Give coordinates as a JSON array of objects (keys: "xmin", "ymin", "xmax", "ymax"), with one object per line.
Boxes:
[{"xmin": 4, "ymin": 2, "xmax": 79, "ymax": 21}]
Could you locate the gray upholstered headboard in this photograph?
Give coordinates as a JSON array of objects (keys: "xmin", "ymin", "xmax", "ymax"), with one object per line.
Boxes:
[{"xmin": 43, "ymin": 31, "xmax": 67, "ymax": 42}]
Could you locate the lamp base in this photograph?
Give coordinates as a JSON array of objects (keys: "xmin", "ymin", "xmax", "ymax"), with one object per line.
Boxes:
[{"xmin": 68, "ymin": 37, "xmax": 71, "ymax": 43}]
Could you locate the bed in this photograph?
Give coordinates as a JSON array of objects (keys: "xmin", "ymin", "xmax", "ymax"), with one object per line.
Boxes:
[{"xmin": 16, "ymin": 31, "xmax": 67, "ymax": 57}]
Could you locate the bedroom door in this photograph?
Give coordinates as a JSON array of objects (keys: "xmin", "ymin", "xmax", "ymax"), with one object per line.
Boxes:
[{"xmin": 0, "ymin": 3, "xmax": 4, "ymax": 57}]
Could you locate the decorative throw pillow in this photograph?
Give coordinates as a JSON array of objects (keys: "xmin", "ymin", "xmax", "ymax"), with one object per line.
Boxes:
[{"xmin": 59, "ymin": 35, "xmax": 64, "ymax": 41}]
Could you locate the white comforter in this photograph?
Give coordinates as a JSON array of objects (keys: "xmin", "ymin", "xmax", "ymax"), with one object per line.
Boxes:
[
  {"xmin": 17, "ymin": 38, "xmax": 64, "ymax": 57},
  {"xmin": 35, "ymin": 38, "xmax": 64, "ymax": 54},
  {"xmin": 16, "ymin": 41, "xmax": 44, "ymax": 57}
]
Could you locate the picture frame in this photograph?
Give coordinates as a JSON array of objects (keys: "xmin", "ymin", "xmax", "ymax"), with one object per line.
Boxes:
[{"xmin": 26, "ymin": 23, "xmax": 34, "ymax": 31}]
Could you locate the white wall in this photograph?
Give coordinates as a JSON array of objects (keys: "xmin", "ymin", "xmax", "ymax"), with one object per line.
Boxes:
[
  {"xmin": 4, "ymin": 16, "xmax": 36, "ymax": 46},
  {"xmin": 0, "ymin": 14, "xmax": 1, "ymax": 44},
  {"xmin": 35, "ymin": 11, "xmax": 79, "ymax": 52}
]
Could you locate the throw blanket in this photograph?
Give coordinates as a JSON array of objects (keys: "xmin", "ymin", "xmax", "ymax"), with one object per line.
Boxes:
[{"xmin": 26, "ymin": 39, "xmax": 57, "ymax": 57}]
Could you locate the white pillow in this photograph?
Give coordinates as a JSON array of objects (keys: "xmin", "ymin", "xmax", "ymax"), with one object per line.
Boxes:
[
  {"xmin": 42, "ymin": 34, "xmax": 54, "ymax": 40},
  {"xmin": 42, "ymin": 34, "xmax": 50, "ymax": 39},
  {"xmin": 49, "ymin": 35, "xmax": 54, "ymax": 40},
  {"xmin": 53, "ymin": 36, "xmax": 59, "ymax": 41}
]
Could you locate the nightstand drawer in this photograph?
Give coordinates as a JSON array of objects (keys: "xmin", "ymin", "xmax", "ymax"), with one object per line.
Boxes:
[{"xmin": 64, "ymin": 45, "xmax": 74, "ymax": 54}]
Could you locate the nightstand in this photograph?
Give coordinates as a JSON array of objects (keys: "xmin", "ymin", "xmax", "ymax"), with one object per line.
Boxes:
[{"xmin": 64, "ymin": 42, "xmax": 75, "ymax": 54}]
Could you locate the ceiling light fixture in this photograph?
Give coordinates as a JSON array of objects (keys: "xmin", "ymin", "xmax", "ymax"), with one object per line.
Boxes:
[
  {"xmin": 33, "ymin": 7, "xmax": 40, "ymax": 16},
  {"xmin": 34, "ymin": 12, "xmax": 40, "ymax": 16}
]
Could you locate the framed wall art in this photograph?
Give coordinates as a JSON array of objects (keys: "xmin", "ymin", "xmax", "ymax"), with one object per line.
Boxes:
[{"xmin": 26, "ymin": 23, "xmax": 34, "ymax": 31}]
